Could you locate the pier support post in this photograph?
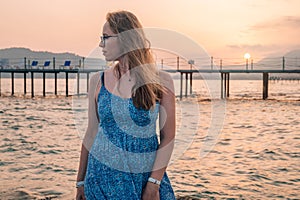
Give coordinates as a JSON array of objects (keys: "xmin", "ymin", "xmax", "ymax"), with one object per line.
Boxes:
[
  {"xmin": 24, "ymin": 73, "xmax": 26, "ymax": 95},
  {"xmin": 66, "ymin": 72, "xmax": 69, "ymax": 97},
  {"xmin": 54, "ymin": 72, "xmax": 57, "ymax": 95},
  {"xmin": 77, "ymin": 72, "xmax": 80, "ymax": 95},
  {"xmin": 263, "ymin": 72, "xmax": 269, "ymax": 100},
  {"xmin": 11, "ymin": 72, "xmax": 14, "ymax": 96},
  {"xmin": 43, "ymin": 72, "xmax": 46, "ymax": 97},
  {"xmin": 87, "ymin": 73, "xmax": 90, "ymax": 93},
  {"xmin": 190, "ymin": 72, "xmax": 193, "ymax": 95},
  {"xmin": 221, "ymin": 72, "xmax": 224, "ymax": 99},
  {"xmin": 31, "ymin": 72, "xmax": 34, "ymax": 98},
  {"xmin": 226, "ymin": 73, "xmax": 230, "ymax": 98},
  {"xmin": 224, "ymin": 73, "xmax": 227, "ymax": 98},
  {"xmin": 185, "ymin": 73, "xmax": 188, "ymax": 98},
  {"xmin": 180, "ymin": 72, "xmax": 183, "ymax": 100},
  {"xmin": 221, "ymin": 72, "xmax": 230, "ymax": 98}
]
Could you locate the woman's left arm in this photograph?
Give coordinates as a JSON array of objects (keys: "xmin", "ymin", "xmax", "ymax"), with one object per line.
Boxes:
[{"xmin": 142, "ymin": 72, "xmax": 176, "ymax": 200}]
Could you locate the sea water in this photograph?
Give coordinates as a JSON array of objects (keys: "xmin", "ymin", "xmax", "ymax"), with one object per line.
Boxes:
[{"xmin": 0, "ymin": 78, "xmax": 299, "ymax": 199}]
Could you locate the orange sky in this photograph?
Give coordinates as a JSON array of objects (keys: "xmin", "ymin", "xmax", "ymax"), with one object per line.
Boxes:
[{"xmin": 0, "ymin": 0, "xmax": 300, "ymax": 60}]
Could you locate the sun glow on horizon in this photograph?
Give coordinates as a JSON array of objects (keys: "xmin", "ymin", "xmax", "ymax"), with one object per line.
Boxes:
[{"xmin": 244, "ymin": 53, "xmax": 251, "ymax": 59}]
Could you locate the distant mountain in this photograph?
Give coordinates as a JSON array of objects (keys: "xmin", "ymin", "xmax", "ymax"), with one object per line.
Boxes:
[
  {"xmin": 256, "ymin": 49, "xmax": 300, "ymax": 70},
  {"xmin": 0, "ymin": 47, "xmax": 107, "ymax": 69},
  {"xmin": 251, "ymin": 49, "xmax": 300, "ymax": 80},
  {"xmin": 0, "ymin": 47, "xmax": 83, "ymax": 67},
  {"xmin": 285, "ymin": 49, "xmax": 300, "ymax": 58},
  {"xmin": 0, "ymin": 47, "xmax": 82, "ymax": 59}
]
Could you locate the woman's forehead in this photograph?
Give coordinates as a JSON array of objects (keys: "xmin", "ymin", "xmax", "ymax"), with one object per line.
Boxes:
[{"xmin": 103, "ymin": 22, "xmax": 114, "ymax": 34}]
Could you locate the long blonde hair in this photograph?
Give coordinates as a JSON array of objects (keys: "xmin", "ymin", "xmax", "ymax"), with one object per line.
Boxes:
[{"xmin": 106, "ymin": 10, "xmax": 164, "ymax": 110}]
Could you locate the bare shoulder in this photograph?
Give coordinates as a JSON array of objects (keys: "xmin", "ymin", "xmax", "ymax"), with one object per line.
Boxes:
[
  {"xmin": 90, "ymin": 71, "xmax": 101, "ymax": 85},
  {"xmin": 89, "ymin": 69, "xmax": 109, "ymax": 86},
  {"xmin": 159, "ymin": 70, "xmax": 174, "ymax": 85},
  {"xmin": 88, "ymin": 70, "xmax": 108, "ymax": 97},
  {"xmin": 159, "ymin": 70, "xmax": 173, "ymax": 82},
  {"xmin": 158, "ymin": 70, "xmax": 175, "ymax": 95}
]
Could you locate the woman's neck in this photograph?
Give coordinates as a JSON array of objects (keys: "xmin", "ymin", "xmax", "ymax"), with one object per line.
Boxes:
[
  {"xmin": 117, "ymin": 56, "xmax": 130, "ymax": 76},
  {"xmin": 119, "ymin": 65, "xmax": 129, "ymax": 75}
]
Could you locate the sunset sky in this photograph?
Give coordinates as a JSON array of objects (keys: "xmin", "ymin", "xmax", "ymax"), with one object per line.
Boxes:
[{"xmin": 0, "ymin": 0, "xmax": 300, "ymax": 60}]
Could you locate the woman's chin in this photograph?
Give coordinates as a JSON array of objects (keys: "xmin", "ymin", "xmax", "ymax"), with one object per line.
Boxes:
[{"xmin": 104, "ymin": 56, "xmax": 115, "ymax": 62}]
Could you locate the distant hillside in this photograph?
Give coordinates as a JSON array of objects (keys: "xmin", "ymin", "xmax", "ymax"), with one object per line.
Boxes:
[
  {"xmin": 0, "ymin": 47, "xmax": 83, "ymax": 67},
  {"xmin": 256, "ymin": 49, "xmax": 300, "ymax": 70},
  {"xmin": 285, "ymin": 49, "xmax": 300, "ymax": 58},
  {"xmin": 0, "ymin": 47, "xmax": 108, "ymax": 69},
  {"xmin": 0, "ymin": 47, "xmax": 82, "ymax": 60}
]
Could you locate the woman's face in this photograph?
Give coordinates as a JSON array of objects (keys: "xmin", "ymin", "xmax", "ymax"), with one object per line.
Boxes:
[{"xmin": 99, "ymin": 22, "xmax": 120, "ymax": 61}]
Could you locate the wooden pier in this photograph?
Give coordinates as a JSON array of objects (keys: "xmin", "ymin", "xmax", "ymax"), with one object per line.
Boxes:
[
  {"xmin": 0, "ymin": 68, "xmax": 101, "ymax": 97},
  {"xmin": 166, "ymin": 69, "xmax": 300, "ymax": 100},
  {"xmin": 219, "ymin": 69, "xmax": 300, "ymax": 100},
  {"xmin": 0, "ymin": 68, "xmax": 299, "ymax": 99}
]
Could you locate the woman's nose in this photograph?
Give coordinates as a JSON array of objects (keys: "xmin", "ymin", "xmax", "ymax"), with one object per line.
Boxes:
[{"xmin": 99, "ymin": 41, "xmax": 104, "ymax": 48}]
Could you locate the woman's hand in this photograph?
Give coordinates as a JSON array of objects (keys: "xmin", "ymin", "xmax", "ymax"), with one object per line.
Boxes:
[
  {"xmin": 142, "ymin": 182, "xmax": 160, "ymax": 200},
  {"xmin": 76, "ymin": 187, "xmax": 86, "ymax": 200}
]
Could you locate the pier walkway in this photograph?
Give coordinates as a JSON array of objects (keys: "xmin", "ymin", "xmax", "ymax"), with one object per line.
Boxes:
[
  {"xmin": 166, "ymin": 69, "xmax": 300, "ymax": 99},
  {"xmin": 0, "ymin": 68, "xmax": 299, "ymax": 99}
]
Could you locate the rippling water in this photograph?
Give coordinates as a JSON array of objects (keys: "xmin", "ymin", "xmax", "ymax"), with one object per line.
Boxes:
[{"xmin": 0, "ymin": 79, "xmax": 299, "ymax": 199}]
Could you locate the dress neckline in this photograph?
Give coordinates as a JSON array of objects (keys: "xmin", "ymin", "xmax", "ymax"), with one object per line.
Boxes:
[
  {"xmin": 102, "ymin": 84, "xmax": 132, "ymax": 100},
  {"xmin": 101, "ymin": 72, "xmax": 132, "ymax": 100}
]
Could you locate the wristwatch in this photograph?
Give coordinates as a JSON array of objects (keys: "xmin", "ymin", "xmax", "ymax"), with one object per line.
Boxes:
[
  {"xmin": 148, "ymin": 177, "xmax": 161, "ymax": 185},
  {"xmin": 76, "ymin": 181, "xmax": 84, "ymax": 188}
]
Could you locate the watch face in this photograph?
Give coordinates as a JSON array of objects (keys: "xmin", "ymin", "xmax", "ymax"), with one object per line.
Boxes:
[{"xmin": 76, "ymin": 181, "xmax": 84, "ymax": 188}]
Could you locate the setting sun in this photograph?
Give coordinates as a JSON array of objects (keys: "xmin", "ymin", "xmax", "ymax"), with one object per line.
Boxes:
[{"xmin": 244, "ymin": 53, "xmax": 251, "ymax": 59}]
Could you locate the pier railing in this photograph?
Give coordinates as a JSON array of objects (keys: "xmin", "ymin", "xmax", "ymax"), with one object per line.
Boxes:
[
  {"xmin": 1, "ymin": 56, "xmax": 299, "ymax": 71},
  {"xmin": 0, "ymin": 56, "xmax": 299, "ymax": 99},
  {"xmin": 158, "ymin": 56, "xmax": 300, "ymax": 71},
  {"xmin": 0, "ymin": 57, "xmax": 108, "ymax": 71}
]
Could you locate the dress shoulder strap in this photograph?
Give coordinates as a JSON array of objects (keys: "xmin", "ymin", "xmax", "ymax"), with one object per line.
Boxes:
[
  {"xmin": 100, "ymin": 71, "xmax": 105, "ymax": 85},
  {"xmin": 94, "ymin": 71, "xmax": 104, "ymax": 123}
]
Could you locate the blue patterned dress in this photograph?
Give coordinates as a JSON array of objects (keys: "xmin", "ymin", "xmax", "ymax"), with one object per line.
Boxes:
[{"xmin": 84, "ymin": 72, "xmax": 175, "ymax": 200}]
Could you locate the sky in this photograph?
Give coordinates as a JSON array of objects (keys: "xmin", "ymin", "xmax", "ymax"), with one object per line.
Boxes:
[{"xmin": 0, "ymin": 0, "xmax": 300, "ymax": 61}]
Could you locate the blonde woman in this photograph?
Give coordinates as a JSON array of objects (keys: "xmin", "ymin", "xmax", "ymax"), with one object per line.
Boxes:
[{"xmin": 76, "ymin": 10, "xmax": 176, "ymax": 200}]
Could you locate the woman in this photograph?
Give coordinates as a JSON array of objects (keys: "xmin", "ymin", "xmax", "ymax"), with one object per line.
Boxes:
[{"xmin": 76, "ymin": 10, "xmax": 176, "ymax": 200}]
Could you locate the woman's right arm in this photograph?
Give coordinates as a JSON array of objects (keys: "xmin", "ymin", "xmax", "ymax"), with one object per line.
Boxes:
[
  {"xmin": 76, "ymin": 72, "xmax": 101, "ymax": 200},
  {"xmin": 76, "ymin": 144, "xmax": 88, "ymax": 200}
]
